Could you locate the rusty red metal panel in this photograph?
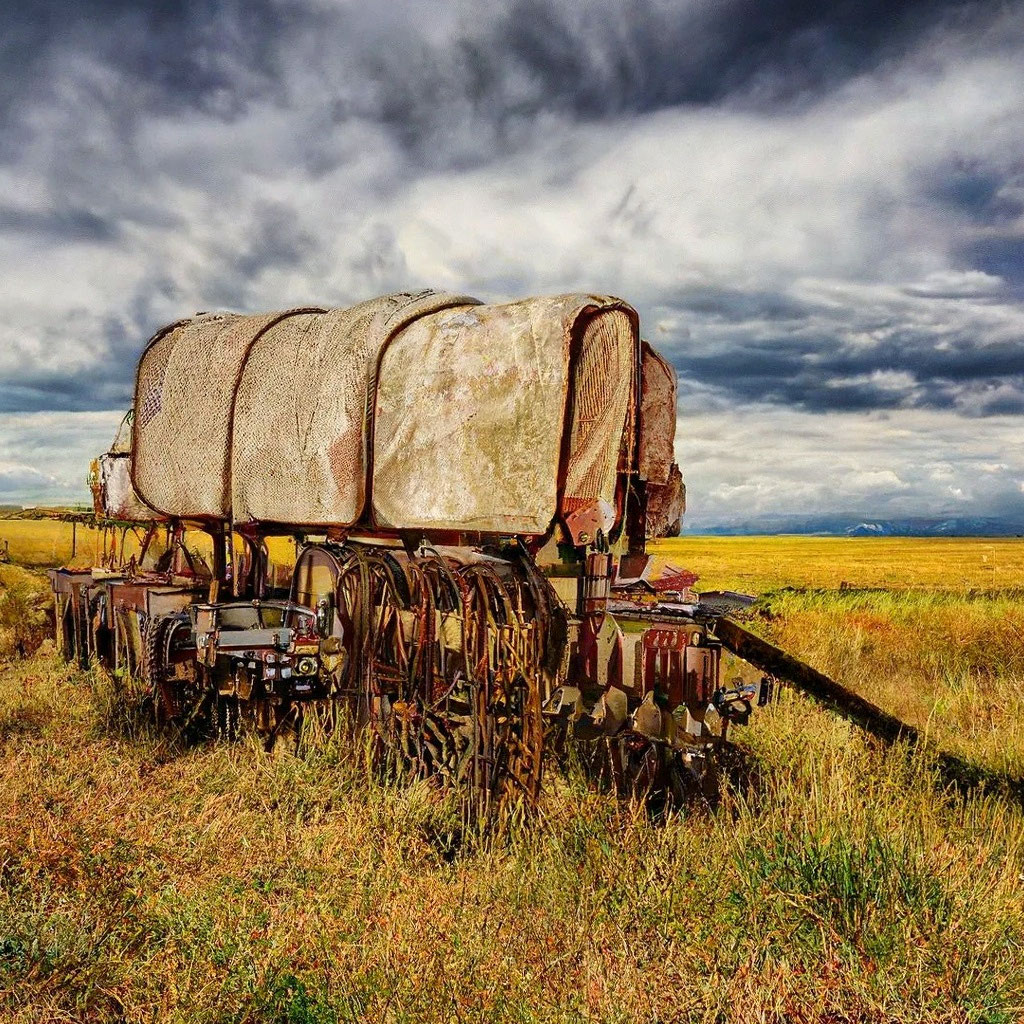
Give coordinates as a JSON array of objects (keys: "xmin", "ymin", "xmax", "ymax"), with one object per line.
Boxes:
[
  {"xmin": 641, "ymin": 627, "xmax": 689, "ymax": 702},
  {"xmin": 643, "ymin": 628, "xmax": 689, "ymax": 652},
  {"xmin": 638, "ymin": 342, "xmax": 676, "ymax": 486},
  {"xmin": 684, "ymin": 645, "xmax": 719, "ymax": 705},
  {"xmin": 646, "ymin": 463, "xmax": 685, "ymax": 539}
]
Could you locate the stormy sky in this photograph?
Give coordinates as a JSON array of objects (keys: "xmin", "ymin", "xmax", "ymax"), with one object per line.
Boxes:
[{"xmin": 1, "ymin": 0, "xmax": 1023, "ymax": 527}]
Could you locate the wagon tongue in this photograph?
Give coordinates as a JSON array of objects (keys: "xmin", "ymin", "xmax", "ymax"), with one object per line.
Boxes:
[{"xmin": 711, "ymin": 615, "xmax": 1024, "ymax": 804}]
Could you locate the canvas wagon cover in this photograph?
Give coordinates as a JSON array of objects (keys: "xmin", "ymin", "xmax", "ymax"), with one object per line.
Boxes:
[
  {"xmin": 638, "ymin": 342, "xmax": 677, "ymax": 487},
  {"xmin": 133, "ymin": 310, "xmax": 296, "ymax": 519},
  {"xmin": 92, "ymin": 414, "xmax": 155, "ymax": 521},
  {"xmin": 131, "ymin": 290, "xmax": 641, "ymax": 536},
  {"xmin": 231, "ymin": 291, "xmax": 477, "ymax": 525},
  {"xmin": 373, "ymin": 298, "xmax": 637, "ymax": 534}
]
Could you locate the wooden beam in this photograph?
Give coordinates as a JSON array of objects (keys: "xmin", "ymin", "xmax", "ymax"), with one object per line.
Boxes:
[
  {"xmin": 713, "ymin": 616, "xmax": 915, "ymax": 745},
  {"xmin": 713, "ymin": 615, "xmax": 1024, "ymax": 805}
]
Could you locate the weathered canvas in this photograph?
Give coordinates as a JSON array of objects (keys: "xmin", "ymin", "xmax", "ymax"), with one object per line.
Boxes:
[
  {"xmin": 373, "ymin": 296, "xmax": 637, "ymax": 535},
  {"xmin": 131, "ymin": 290, "xmax": 644, "ymax": 536},
  {"xmin": 231, "ymin": 291, "xmax": 477, "ymax": 525}
]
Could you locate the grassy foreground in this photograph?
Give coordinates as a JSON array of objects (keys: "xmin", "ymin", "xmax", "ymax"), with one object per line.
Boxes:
[{"xmin": 2, "ymin": 541, "xmax": 1024, "ymax": 1021}]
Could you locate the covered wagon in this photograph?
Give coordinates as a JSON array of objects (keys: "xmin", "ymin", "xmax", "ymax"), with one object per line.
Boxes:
[{"xmin": 57, "ymin": 289, "xmax": 735, "ymax": 819}]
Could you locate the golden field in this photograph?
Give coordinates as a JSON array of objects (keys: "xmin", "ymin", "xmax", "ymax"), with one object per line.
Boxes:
[
  {"xmin": 1, "ymin": 535, "xmax": 1023, "ymax": 1022},
  {"xmin": 4, "ymin": 517, "xmax": 1020, "ymax": 590},
  {"xmin": 0, "ymin": 518, "xmax": 89, "ymax": 567},
  {"xmin": 0, "ymin": 517, "xmax": 297, "ymax": 576},
  {"xmin": 650, "ymin": 534, "xmax": 1024, "ymax": 592}
]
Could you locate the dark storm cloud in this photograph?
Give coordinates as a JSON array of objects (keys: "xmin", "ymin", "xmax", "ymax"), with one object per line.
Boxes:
[
  {"xmin": 0, "ymin": 310, "xmax": 147, "ymax": 414},
  {"xmin": 927, "ymin": 161, "xmax": 1024, "ymax": 228},
  {"xmin": 661, "ymin": 284, "xmax": 1024, "ymax": 415},
  {"xmin": 0, "ymin": 0, "xmax": 1008, "ymax": 168},
  {"xmin": 0, "ymin": 0, "xmax": 297, "ymax": 122},
  {"xmin": 2, "ymin": 0, "xmax": 1020, "ymax": 250},
  {"xmin": 959, "ymin": 236, "xmax": 1024, "ymax": 286},
  {"xmin": 198, "ymin": 201, "xmax": 322, "ymax": 309},
  {"xmin": 0, "ymin": 205, "xmax": 120, "ymax": 242},
  {"xmin": 654, "ymin": 285, "xmax": 817, "ymax": 324},
  {"xmin": 1, "ymin": 202, "xmax": 322, "ymax": 413},
  {"xmin": 676, "ymin": 349, "xmax": 1024, "ymax": 415},
  {"xmin": 465, "ymin": 0, "xmax": 994, "ymax": 115},
  {"xmin": 0, "ymin": 373, "xmax": 130, "ymax": 415}
]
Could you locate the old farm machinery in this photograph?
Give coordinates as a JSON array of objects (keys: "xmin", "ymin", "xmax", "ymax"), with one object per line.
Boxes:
[{"xmin": 50, "ymin": 289, "xmax": 772, "ymax": 817}]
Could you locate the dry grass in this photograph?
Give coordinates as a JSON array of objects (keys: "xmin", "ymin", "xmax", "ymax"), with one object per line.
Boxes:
[
  {"xmin": 0, "ymin": 564, "xmax": 53, "ymax": 660},
  {"xmin": 0, "ymin": 519, "xmax": 86, "ymax": 567},
  {"xmin": 2, "ymin": 539, "xmax": 1024, "ymax": 1021},
  {"xmin": 2, "ymin": 653, "xmax": 1023, "ymax": 1023},
  {"xmin": 751, "ymin": 589, "xmax": 1024, "ymax": 779}
]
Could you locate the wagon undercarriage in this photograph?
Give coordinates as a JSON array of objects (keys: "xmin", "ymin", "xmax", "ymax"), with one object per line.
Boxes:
[{"xmin": 54, "ymin": 530, "xmax": 762, "ymax": 821}]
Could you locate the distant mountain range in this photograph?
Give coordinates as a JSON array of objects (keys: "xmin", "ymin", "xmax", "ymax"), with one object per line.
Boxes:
[
  {"xmin": 4, "ymin": 503, "xmax": 1022, "ymax": 538},
  {"xmin": 687, "ymin": 514, "xmax": 1024, "ymax": 537}
]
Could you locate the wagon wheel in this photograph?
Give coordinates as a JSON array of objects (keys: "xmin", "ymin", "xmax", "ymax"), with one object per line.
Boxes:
[
  {"xmin": 371, "ymin": 554, "xmax": 477, "ymax": 790},
  {"xmin": 327, "ymin": 548, "xmax": 371, "ymax": 727},
  {"xmin": 362, "ymin": 551, "xmax": 419, "ymax": 772},
  {"xmin": 408, "ymin": 555, "xmax": 474, "ymax": 785},
  {"xmin": 454, "ymin": 563, "xmax": 544, "ymax": 821},
  {"xmin": 143, "ymin": 614, "xmax": 210, "ymax": 742},
  {"xmin": 373, "ymin": 555, "xmax": 544, "ymax": 821}
]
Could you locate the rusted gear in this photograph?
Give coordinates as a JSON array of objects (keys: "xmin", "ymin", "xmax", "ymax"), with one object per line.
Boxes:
[{"xmin": 143, "ymin": 614, "xmax": 209, "ymax": 741}]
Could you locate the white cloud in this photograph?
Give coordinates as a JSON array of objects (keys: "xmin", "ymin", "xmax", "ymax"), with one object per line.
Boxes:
[
  {"xmin": 0, "ymin": 411, "xmax": 123, "ymax": 505},
  {"xmin": 677, "ymin": 405, "xmax": 1024, "ymax": 525}
]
